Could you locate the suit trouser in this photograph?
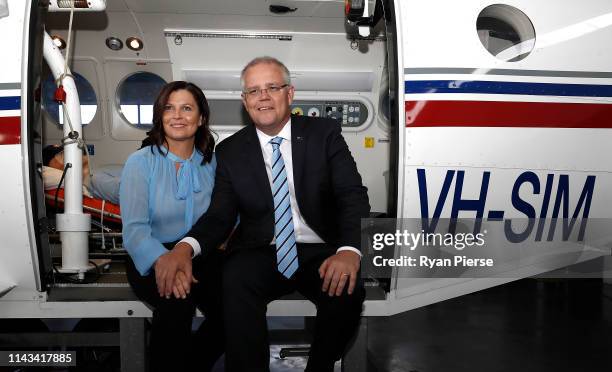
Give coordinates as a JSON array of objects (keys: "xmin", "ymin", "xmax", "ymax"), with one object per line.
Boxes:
[
  {"xmin": 223, "ymin": 243, "xmax": 366, "ymax": 372},
  {"xmin": 126, "ymin": 249, "xmax": 225, "ymax": 372}
]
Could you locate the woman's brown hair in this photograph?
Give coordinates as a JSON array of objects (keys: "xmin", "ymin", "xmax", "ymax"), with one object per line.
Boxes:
[{"xmin": 147, "ymin": 81, "xmax": 214, "ymax": 164}]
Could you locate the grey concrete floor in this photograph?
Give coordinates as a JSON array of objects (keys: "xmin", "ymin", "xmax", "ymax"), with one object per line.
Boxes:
[{"xmin": 367, "ymin": 279, "xmax": 612, "ymax": 372}]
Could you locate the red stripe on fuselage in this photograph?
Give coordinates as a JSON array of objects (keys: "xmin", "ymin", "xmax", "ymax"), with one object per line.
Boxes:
[
  {"xmin": 0, "ymin": 116, "xmax": 21, "ymax": 144},
  {"xmin": 405, "ymin": 100, "xmax": 612, "ymax": 128}
]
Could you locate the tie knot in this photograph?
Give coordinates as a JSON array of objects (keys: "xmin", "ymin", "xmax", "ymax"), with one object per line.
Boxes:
[{"xmin": 269, "ymin": 137, "xmax": 283, "ymax": 149}]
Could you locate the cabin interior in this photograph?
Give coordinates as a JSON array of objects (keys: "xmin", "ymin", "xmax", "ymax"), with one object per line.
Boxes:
[{"xmin": 30, "ymin": 0, "xmax": 397, "ymax": 301}]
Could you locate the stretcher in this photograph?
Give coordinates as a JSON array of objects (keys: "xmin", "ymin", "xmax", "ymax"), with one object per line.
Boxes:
[{"xmin": 45, "ymin": 188, "xmax": 122, "ymax": 224}]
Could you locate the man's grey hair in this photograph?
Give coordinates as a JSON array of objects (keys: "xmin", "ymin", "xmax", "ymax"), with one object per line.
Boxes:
[{"xmin": 240, "ymin": 56, "xmax": 291, "ymax": 90}]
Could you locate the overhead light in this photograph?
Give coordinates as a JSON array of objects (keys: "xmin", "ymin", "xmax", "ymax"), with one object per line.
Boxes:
[
  {"xmin": 105, "ymin": 36, "xmax": 123, "ymax": 51},
  {"xmin": 126, "ymin": 37, "xmax": 143, "ymax": 51},
  {"xmin": 51, "ymin": 35, "xmax": 66, "ymax": 49}
]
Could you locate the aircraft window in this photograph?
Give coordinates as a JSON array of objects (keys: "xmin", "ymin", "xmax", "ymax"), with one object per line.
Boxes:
[
  {"xmin": 42, "ymin": 72, "xmax": 97, "ymax": 126},
  {"xmin": 477, "ymin": 4, "xmax": 535, "ymax": 62},
  {"xmin": 116, "ymin": 72, "xmax": 166, "ymax": 129}
]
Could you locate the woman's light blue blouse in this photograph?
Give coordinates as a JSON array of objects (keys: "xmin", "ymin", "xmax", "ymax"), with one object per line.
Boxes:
[{"xmin": 120, "ymin": 145, "xmax": 216, "ymax": 276}]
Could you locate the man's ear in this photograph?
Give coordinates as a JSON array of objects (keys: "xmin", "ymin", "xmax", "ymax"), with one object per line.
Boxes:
[{"xmin": 287, "ymin": 85, "xmax": 295, "ymax": 105}]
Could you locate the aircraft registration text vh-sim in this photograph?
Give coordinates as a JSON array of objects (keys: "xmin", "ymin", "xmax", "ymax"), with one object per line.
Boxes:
[
  {"xmin": 1, "ymin": 0, "xmax": 612, "ymax": 346},
  {"xmin": 417, "ymin": 168, "xmax": 595, "ymax": 242}
]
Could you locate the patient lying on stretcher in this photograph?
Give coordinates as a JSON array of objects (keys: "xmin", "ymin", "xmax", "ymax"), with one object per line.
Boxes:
[{"xmin": 42, "ymin": 145, "xmax": 122, "ymax": 204}]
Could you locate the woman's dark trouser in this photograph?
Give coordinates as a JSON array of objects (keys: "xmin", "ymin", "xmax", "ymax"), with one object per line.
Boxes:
[{"xmin": 126, "ymin": 249, "xmax": 225, "ymax": 372}]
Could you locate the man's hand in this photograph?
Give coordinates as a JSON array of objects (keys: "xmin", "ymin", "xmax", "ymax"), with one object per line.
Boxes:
[
  {"xmin": 154, "ymin": 242, "xmax": 194, "ymax": 298},
  {"xmin": 319, "ymin": 250, "xmax": 360, "ymax": 296}
]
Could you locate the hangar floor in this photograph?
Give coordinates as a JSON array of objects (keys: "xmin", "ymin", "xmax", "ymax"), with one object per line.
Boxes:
[
  {"xmin": 260, "ymin": 278, "xmax": 612, "ymax": 372},
  {"xmin": 367, "ymin": 278, "xmax": 612, "ymax": 372},
  {"xmin": 1, "ymin": 278, "xmax": 610, "ymax": 371},
  {"xmin": 209, "ymin": 278, "xmax": 612, "ymax": 372}
]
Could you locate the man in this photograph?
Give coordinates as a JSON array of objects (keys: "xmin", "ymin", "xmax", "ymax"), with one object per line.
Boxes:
[
  {"xmin": 43, "ymin": 144, "xmax": 120, "ymax": 203},
  {"xmin": 42, "ymin": 144, "xmax": 93, "ymax": 197},
  {"xmin": 171, "ymin": 56, "xmax": 369, "ymax": 371}
]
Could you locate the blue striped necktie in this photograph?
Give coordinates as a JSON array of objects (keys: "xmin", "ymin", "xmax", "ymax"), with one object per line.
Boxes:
[{"xmin": 270, "ymin": 137, "xmax": 299, "ymax": 278}]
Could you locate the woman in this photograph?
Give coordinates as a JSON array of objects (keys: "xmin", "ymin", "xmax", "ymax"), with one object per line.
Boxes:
[{"xmin": 120, "ymin": 81, "xmax": 222, "ymax": 372}]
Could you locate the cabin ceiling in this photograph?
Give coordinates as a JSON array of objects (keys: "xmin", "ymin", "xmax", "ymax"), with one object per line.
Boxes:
[{"xmin": 105, "ymin": 0, "xmax": 346, "ymax": 18}]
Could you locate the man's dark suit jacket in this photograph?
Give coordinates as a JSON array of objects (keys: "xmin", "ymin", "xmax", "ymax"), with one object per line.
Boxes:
[{"xmin": 187, "ymin": 115, "xmax": 370, "ymax": 257}]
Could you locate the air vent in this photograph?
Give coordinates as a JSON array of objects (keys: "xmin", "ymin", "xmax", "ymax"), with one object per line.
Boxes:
[
  {"xmin": 49, "ymin": 0, "xmax": 106, "ymax": 12},
  {"xmin": 57, "ymin": 0, "xmax": 89, "ymax": 7},
  {"xmin": 164, "ymin": 31, "xmax": 292, "ymax": 41}
]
